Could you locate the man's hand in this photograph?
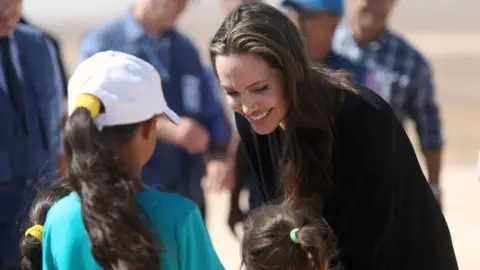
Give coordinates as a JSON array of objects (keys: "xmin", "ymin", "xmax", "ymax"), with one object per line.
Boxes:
[
  {"xmin": 202, "ymin": 159, "xmax": 235, "ymax": 192},
  {"xmin": 425, "ymin": 150, "xmax": 442, "ymax": 211},
  {"xmin": 175, "ymin": 117, "xmax": 210, "ymax": 153},
  {"xmin": 156, "ymin": 117, "xmax": 210, "ymax": 154}
]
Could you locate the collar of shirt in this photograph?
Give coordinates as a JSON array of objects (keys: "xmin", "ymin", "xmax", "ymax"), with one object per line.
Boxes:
[
  {"xmin": 124, "ymin": 8, "xmax": 154, "ymax": 42},
  {"xmin": 0, "ymin": 32, "xmax": 23, "ymax": 94},
  {"xmin": 123, "ymin": 9, "xmax": 172, "ymax": 80},
  {"xmin": 338, "ymin": 21, "xmax": 391, "ymax": 52}
]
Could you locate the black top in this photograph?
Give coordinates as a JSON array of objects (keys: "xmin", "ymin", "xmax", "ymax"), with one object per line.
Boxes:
[{"xmin": 235, "ymin": 88, "xmax": 458, "ymax": 270}]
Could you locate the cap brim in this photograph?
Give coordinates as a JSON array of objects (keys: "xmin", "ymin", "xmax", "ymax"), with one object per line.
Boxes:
[
  {"xmin": 164, "ymin": 107, "xmax": 180, "ymax": 125},
  {"xmin": 281, "ymin": 0, "xmax": 332, "ymax": 13}
]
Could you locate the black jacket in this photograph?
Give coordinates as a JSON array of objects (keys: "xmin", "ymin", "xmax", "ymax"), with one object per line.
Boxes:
[{"xmin": 235, "ymin": 87, "xmax": 458, "ymax": 270}]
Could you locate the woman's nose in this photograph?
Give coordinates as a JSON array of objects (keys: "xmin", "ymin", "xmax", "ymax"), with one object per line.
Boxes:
[{"xmin": 240, "ymin": 96, "xmax": 258, "ymax": 115}]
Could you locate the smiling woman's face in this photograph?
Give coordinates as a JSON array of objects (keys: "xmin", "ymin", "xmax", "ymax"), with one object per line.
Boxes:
[{"xmin": 215, "ymin": 53, "xmax": 287, "ymax": 135}]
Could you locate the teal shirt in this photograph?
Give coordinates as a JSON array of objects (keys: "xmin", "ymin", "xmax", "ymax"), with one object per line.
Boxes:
[{"xmin": 42, "ymin": 189, "xmax": 224, "ymax": 270}]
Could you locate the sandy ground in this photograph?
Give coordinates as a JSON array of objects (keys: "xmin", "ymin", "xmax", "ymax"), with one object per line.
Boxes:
[{"xmin": 29, "ymin": 0, "xmax": 480, "ymax": 269}]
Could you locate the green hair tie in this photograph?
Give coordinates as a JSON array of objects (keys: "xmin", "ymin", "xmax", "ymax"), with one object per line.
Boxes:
[{"xmin": 290, "ymin": 228, "xmax": 300, "ymax": 244}]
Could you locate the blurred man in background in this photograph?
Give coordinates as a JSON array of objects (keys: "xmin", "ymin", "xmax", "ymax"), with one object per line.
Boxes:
[
  {"xmin": 333, "ymin": 0, "xmax": 444, "ymax": 207},
  {"xmin": 0, "ymin": 0, "xmax": 64, "ymax": 269},
  {"xmin": 79, "ymin": 0, "xmax": 232, "ymax": 219},
  {"xmin": 281, "ymin": 0, "xmax": 366, "ymax": 82}
]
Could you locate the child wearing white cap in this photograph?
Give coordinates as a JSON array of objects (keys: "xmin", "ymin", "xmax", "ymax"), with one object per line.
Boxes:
[{"xmin": 20, "ymin": 51, "xmax": 224, "ymax": 270}]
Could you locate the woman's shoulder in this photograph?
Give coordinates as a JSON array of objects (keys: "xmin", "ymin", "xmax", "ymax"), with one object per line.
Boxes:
[
  {"xmin": 337, "ymin": 86, "xmax": 398, "ymax": 131},
  {"xmin": 341, "ymin": 86, "xmax": 394, "ymax": 117}
]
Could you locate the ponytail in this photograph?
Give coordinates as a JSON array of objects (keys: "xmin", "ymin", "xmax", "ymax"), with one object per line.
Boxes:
[
  {"xmin": 294, "ymin": 224, "xmax": 335, "ymax": 270},
  {"xmin": 63, "ymin": 105, "xmax": 159, "ymax": 269},
  {"xmin": 241, "ymin": 201, "xmax": 335, "ymax": 270},
  {"xmin": 21, "ymin": 181, "xmax": 72, "ymax": 270}
]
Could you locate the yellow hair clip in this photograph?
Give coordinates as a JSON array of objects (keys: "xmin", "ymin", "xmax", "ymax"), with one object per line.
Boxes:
[
  {"xmin": 25, "ymin": 225, "xmax": 44, "ymax": 243},
  {"xmin": 74, "ymin": 94, "xmax": 101, "ymax": 118}
]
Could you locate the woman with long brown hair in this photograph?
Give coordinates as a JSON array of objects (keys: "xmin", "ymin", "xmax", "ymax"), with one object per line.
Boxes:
[{"xmin": 210, "ymin": 3, "xmax": 457, "ymax": 270}]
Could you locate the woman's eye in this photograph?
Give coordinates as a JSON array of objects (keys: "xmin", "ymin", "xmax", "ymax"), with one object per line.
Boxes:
[
  {"xmin": 254, "ymin": 85, "xmax": 268, "ymax": 92},
  {"xmin": 225, "ymin": 91, "xmax": 239, "ymax": 97}
]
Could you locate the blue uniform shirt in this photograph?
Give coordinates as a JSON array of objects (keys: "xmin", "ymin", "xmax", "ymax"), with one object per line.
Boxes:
[
  {"xmin": 0, "ymin": 24, "xmax": 64, "ymax": 269},
  {"xmin": 42, "ymin": 190, "xmax": 224, "ymax": 270},
  {"xmin": 78, "ymin": 11, "xmax": 231, "ymax": 205}
]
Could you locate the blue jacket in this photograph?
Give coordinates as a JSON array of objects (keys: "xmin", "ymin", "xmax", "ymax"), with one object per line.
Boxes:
[
  {"xmin": 79, "ymin": 11, "xmax": 231, "ymax": 204},
  {"xmin": 0, "ymin": 24, "xmax": 64, "ymax": 269}
]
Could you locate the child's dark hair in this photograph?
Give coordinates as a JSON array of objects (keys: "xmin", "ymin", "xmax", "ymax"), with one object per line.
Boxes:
[
  {"xmin": 241, "ymin": 201, "xmax": 335, "ymax": 270},
  {"xmin": 21, "ymin": 180, "xmax": 72, "ymax": 269},
  {"xmin": 61, "ymin": 107, "xmax": 160, "ymax": 269}
]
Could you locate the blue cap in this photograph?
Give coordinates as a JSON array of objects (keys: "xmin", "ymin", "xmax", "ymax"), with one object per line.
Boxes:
[{"xmin": 281, "ymin": 0, "xmax": 344, "ymax": 17}]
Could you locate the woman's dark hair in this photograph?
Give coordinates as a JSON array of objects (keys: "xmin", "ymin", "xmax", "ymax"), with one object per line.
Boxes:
[
  {"xmin": 210, "ymin": 3, "xmax": 357, "ymax": 201},
  {"xmin": 62, "ymin": 108, "xmax": 159, "ymax": 269},
  {"xmin": 21, "ymin": 180, "xmax": 72, "ymax": 270},
  {"xmin": 242, "ymin": 201, "xmax": 336, "ymax": 270}
]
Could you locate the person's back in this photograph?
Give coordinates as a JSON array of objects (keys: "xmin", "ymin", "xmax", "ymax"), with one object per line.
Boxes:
[
  {"xmin": 20, "ymin": 51, "xmax": 223, "ymax": 270},
  {"xmin": 43, "ymin": 189, "xmax": 222, "ymax": 270}
]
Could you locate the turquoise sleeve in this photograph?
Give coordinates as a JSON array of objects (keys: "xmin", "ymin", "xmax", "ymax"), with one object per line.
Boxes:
[
  {"xmin": 42, "ymin": 224, "xmax": 56, "ymax": 270},
  {"xmin": 42, "ymin": 217, "xmax": 100, "ymax": 270},
  {"xmin": 179, "ymin": 207, "xmax": 225, "ymax": 270}
]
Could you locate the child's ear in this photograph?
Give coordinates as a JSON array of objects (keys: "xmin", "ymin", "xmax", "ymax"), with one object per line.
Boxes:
[
  {"xmin": 140, "ymin": 118, "xmax": 156, "ymax": 139},
  {"xmin": 322, "ymin": 260, "xmax": 329, "ymax": 270}
]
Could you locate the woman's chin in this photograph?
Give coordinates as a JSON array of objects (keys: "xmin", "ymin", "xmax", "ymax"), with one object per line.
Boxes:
[{"xmin": 251, "ymin": 123, "xmax": 278, "ymax": 135}]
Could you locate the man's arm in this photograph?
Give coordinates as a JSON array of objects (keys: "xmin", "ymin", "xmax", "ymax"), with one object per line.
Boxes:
[
  {"xmin": 78, "ymin": 31, "xmax": 103, "ymax": 62},
  {"xmin": 406, "ymin": 63, "xmax": 443, "ymax": 198}
]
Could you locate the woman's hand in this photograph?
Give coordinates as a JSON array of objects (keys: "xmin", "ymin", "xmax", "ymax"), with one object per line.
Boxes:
[{"xmin": 202, "ymin": 159, "xmax": 235, "ymax": 192}]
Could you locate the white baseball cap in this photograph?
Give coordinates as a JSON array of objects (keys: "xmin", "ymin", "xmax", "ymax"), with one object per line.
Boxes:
[{"xmin": 67, "ymin": 50, "xmax": 180, "ymax": 130}]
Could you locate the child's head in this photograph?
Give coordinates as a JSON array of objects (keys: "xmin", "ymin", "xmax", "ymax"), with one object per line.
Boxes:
[
  {"xmin": 242, "ymin": 201, "xmax": 335, "ymax": 270},
  {"xmin": 65, "ymin": 50, "xmax": 180, "ymax": 179},
  {"xmin": 21, "ymin": 181, "xmax": 72, "ymax": 269},
  {"xmin": 21, "ymin": 51, "xmax": 180, "ymax": 270}
]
